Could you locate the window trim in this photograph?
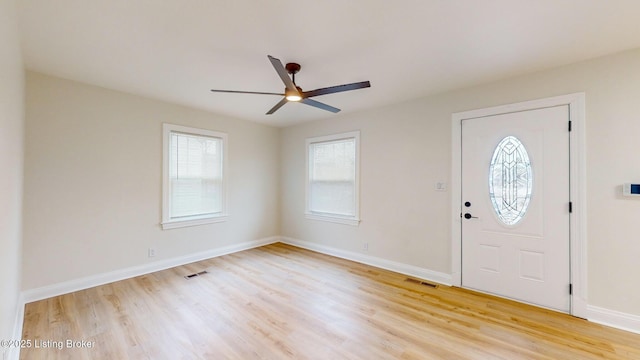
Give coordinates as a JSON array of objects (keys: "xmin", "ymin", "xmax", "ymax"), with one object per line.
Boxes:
[
  {"xmin": 305, "ymin": 131, "xmax": 361, "ymax": 226},
  {"xmin": 162, "ymin": 123, "xmax": 228, "ymax": 230}
]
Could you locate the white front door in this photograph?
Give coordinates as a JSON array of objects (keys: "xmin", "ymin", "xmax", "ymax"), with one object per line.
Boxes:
[{"xmin": 461, "ymin": 105, "xmax": 571, "ymax": 312}]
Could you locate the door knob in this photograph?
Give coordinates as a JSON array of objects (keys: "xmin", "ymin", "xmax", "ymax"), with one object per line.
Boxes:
[{"xmin": 464, "ymin": 213, "xmax": 478, "ymax": 219}]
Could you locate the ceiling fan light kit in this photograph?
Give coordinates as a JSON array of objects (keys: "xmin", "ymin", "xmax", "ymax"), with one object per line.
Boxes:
[
  {"xmin": 210, "ymin": 55, "xmax": 371, "ymax": 115},
  {"xmin": 285, "ymin": 88, "xmax": 302, "ymax": 102}
]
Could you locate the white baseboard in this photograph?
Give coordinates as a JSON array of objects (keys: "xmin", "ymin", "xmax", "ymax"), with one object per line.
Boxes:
[
  {"xmin": 586, "ymin": 304, "xmax": 640, "ymax": 335},
  {"xmin": 280, "ymin": 237, "xmax": 453, "ymax": 286},
  {"xmin": 280, "ymin": 237, "xmax": 640, "ymax": 335},
  {"xmin": 22, "ymin": 236, "xmax": 278, "ymax": 303},
  {"xmin": 16, "ymin": 235, "xmax": 640, "ymax": 339},
  {"xmin": 6, "ymin": 294, "xmax": 25, "ymax": 360}
]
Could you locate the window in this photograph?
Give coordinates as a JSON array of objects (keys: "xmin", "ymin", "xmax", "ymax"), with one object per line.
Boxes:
[
  {"xmin": 162, "ymin": 124, "xmax": 228, "ymax": 229},
  {"xmin": 306, "ymin": 131, "xmax": 360, "ymax": 225},
  {"xmin": 488, "ymin": 135, "xmax": 532, "ymax": 225}
]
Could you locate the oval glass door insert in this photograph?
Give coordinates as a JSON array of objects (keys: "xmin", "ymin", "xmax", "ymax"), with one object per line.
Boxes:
[{"xmin": 489, "ymin": 136, "xmax": 532, "ymax": 225}]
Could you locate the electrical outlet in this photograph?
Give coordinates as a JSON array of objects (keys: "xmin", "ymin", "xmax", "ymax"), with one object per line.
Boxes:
[
  {"xmin": 148, "ymin": 248, "xmax": 156, "ymax": 257},
  {"xmin": 363, "ymin": 243, "xmax": 369, "ymax": 251}
]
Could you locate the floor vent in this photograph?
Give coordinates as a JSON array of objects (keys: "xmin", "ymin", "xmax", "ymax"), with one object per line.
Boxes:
[
  {"xmin": 405, "ymin": 278, "xmax": 438, "ymax": 288},
  {"xmin": 184, "ymin": 270, "xmax": 208, "ymax": 280}
]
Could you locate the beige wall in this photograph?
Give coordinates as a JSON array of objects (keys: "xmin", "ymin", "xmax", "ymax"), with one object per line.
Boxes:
[
  {"xmin": 281, "ymin": 48, "xmax": 640, "ymax": 317},
  {"xmin": 22, "ymin": 72, "xmax": 280, "ymax": 290},
  {"xmin": 281, "ymin": 100, "xmax": 453, "ymax": 272},
  {"xmin": 20, "ymin": 45, "xmax": 640, "ymax": 325},
  {"xmin": 0, "ymin": 0, "xmax": 24, "ymax": 350}
]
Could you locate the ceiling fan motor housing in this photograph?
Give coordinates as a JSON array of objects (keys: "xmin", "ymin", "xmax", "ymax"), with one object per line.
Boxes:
[{"xmin": 285, "ymin": 62, "xmax": 301, "ymax": 75}]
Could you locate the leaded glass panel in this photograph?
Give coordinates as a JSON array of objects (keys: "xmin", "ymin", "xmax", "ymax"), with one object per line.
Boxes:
[{"xmin": 488, "ymin": 136, "xmax": 532, "ymax": 225}]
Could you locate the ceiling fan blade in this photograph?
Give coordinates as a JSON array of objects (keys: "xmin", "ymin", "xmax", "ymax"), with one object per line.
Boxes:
[
  {"xmin": 300, "ymin": 98, "xmax": 341, "ymax": 113},
  {"xmin": 210, "ymin": 89, "xmax": 284, "ymax": 96},
  {"xmin": 266, "ymin": 98, "xmax": 288, "ymax": 115},
  {"xmin": 267, "ymin": 55, "xmax": 298, "ymax": 93},
  {"xmin": 302, "ymin": 81, "xmax": 371, "ymax": 98}
]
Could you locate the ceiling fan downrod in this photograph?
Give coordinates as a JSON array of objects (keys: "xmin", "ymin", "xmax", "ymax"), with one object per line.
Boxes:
[{"xmin": 285, "ymin": 62, "xmax": 301, "ymax": 84}]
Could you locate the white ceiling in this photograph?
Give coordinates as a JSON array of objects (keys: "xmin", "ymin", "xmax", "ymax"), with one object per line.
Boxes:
[{"xmin": 18, "ymin": 0, "xmax": 640, "ymax": 127}]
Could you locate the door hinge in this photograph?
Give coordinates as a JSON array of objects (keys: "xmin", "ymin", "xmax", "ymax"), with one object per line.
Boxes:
[
  {"xmin": 569, "ymin": 283, "xmax": 573, "ymax": 295},
  {"xmin": 569, "ymin": 202, "xmax": 573, "ymax": 213},
  {"xmin": 568, "ymin": 121, "xmax": 572, "ymax": 132}
]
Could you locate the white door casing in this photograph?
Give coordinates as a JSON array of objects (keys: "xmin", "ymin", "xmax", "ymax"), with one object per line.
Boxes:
[
  {"xmin": 451, "ymin": 93, "xmax": 587, "ymax": 317},
  {"xmin": 462, "ymin": 105, "xmax": 570, "ymax": 312}
]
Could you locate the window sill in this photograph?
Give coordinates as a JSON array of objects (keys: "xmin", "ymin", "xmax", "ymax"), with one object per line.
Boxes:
[
  {"xmin": 305, "ymin": 213, "xmax": 360, "ymax": 226},
  {"xmin": 161, "ymin": 215, "xmax": 228, "ymax": 230}
]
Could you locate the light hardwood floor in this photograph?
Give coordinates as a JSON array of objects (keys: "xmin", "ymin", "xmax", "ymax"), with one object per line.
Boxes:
[{"xmin": 21, "ymin": 243, "xmax": 640, "ymax": 359}]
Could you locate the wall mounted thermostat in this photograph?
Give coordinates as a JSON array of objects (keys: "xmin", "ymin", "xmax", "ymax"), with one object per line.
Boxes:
[{"xmin": 623, "ymin": 183, "xmax": 640, "ymax": 196}]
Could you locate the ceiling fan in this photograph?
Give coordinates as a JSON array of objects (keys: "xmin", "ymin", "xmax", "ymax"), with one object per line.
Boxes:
[{"xmin": 210, "ymin": 55, "xmax": 371, "ymax": 115}]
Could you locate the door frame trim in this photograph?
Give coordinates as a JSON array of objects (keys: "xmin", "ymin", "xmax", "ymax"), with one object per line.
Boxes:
[{"xmin": 451, "ymin": 93, "xmax": 587, "ymax": 317}]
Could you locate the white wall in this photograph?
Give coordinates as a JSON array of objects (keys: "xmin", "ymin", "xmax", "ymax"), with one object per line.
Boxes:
[
  {"xmin": 281, "ymin": 48, "xmax": 640, "ymax": 319},
  {"xmin": 22, "ymin": 72, "xmax": 280, "ymax": 291},
  {"xmin": 0, "ymin": 0, "xmax": 24, "ymax": 355}
]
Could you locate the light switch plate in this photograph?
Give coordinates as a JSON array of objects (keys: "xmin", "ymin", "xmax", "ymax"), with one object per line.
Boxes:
[{"xmin": 435, "ymin": 182, "xmax": 447, "ymax": 191}]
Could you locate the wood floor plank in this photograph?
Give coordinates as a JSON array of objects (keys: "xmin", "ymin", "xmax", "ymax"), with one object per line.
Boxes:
[{"xmin": 20, "ymin": 243, "xmax": 640, "ymax": 359}]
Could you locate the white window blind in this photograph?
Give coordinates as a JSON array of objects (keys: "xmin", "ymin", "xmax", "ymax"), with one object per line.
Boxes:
[
  {"xmin": 170, "ymin": 132, "xmax": 222, "ymax": 218},
  {"xmin": 162, "ymin": 124, "xmax": 227, "ymax": 229},
  {"xmin": 306, "ymin": 131, "xmax": 360, "ymax": 225}
]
